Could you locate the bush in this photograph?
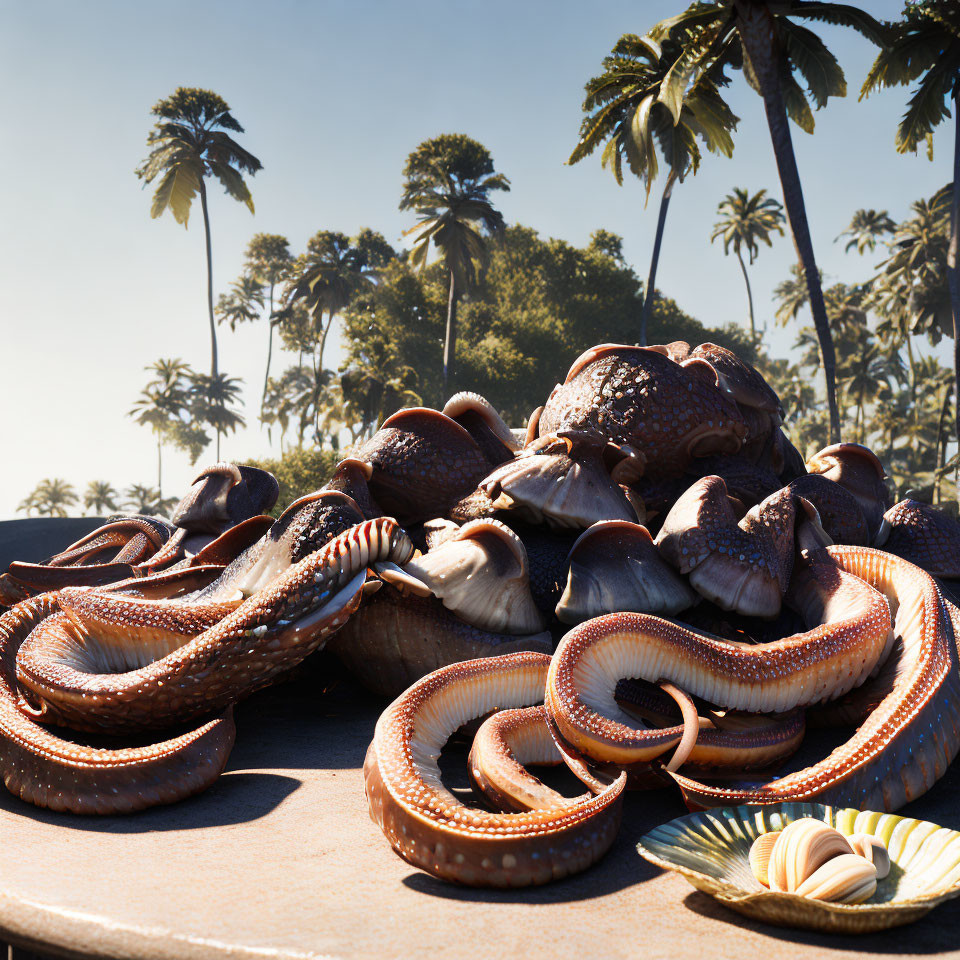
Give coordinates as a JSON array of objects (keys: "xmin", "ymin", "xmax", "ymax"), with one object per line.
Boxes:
[{"xmin": 244, "ymin": 447, "xmax": 340, "ymax": 515}]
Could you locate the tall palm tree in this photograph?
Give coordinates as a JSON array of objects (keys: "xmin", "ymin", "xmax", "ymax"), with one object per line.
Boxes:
[
  {"xmin": 18, "ymin": 479, "xmax": 78, "ymax": 518},
  {"xmin": 124, "ymin": 485, "xmax": 177, "ymax": 517},
  {"xmin": 710, "ymin": 187, "xmax": 785, "ymax": 338},
  {"xmin": 655, "ymin": 1, "xmax": 888, "ymax": 443},
  {"xmin": 570, "ymin": 32, "xmax": 739, "ymax": 345},
  {"xmin": 129, "ymin": 358, "xmax": 191, "ymax": 499},
  {"xmin": 188, "ymin": 371, "xmax": 245, "ymax": 460},
  {"xmin": 244, "ymin": 234, "xmax": 292, "ymax": 408},
  {"xmin": 83, "ymin": 482, "xmax": 120, "ymax": 516},
  {"xmin": 837, "ymin": 208, "xmax": 896, "ymax": 254},
  {"xmin": 400, "ymin": 134, "xmax": 510, "ymax": 395},
  {"xmin": 283, "ymin": 230, "xmax": 394, "ymax": 434},
  {"xmin": 136, "ymin": 88, "xmax": 262, "ymax": 378}
]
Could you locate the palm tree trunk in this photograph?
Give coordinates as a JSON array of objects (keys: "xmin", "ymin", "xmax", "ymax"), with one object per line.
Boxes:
[
  {"xmin": 156, "ymin": 434, "xmax": 162, "ymax": 499},
  {"xmin": 443, "ymin": 268, "xmax": 458, "ymax": 397},
  {"xmin": 735, "ymin": 1, "xmax": 840, "ymax": 444},
  {"xmin": 640, "ymin": 170, "xmax": 677, "ymax": 347},
  {"xmin": 935, "ymin": 382, "xmax": 952, "ymax": 505},
  {"xmin": 262, "ymin": 283, "xmax": 275, "ymax": 413},
  {"xmin": 198, "ymin": 178, "xmax": 219, "ymax": 379},
  {"xmin": 948, "ymin": 95, "xmax": 960, "ymax": 501},
  {"xmin": 735, "ymin": 249, "xmax": 757, "ymax": 340},
  {"xmin": 906, "ymin": 334, "xmax": 917, "ymax": 408}
]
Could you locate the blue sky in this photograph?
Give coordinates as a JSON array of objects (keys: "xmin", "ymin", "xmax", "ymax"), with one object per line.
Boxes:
[{"xmin": 0, "ymin": 0, "xmax": 951, "ymax": 517}]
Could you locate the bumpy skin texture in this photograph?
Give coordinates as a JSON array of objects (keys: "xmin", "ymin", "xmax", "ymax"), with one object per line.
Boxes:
[
  {"xmin": 656, "ymin": 477, "xmax": 803, "ymax": 618},
  {"xmin": 670, "ymin": 547, "xmax": 960, "ymax": 812},
  {"xmin": 877, "ymin": 499, "xmax": 960, "ymax": 578},
  {"xmin": 786, "ymin": 474, "xmax": 870, "ymax": 546},
  {"xmin": 364, "ymin": 652, "xmax": 626, "ymax": 887},
  {"xmin": 352, "ymin": 409, "xmax": 497, "ymax": 525},
  {"xmin": 545, "ymin": 555, "xmax": 891, "ymax": 769},
  {"xmin": 327, "ymin": 587, "xmax": 552, "ymax": 699},
  {"xmin": 0, "ymin": 594, "xmax": 235, "ymax": 814},
  {"xmin": 806, "ymin": 443, "xmax": 890, "ymax": 540},
  {"xmin": 538, "ymin": 345, "xmax": 747, "ymax": 479},
  {"xmin": 16, "ymin": 519, "xmax": 414, "ymax": 732}
]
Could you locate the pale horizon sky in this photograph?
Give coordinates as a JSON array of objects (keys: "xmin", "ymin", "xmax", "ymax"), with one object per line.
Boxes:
[{"xmin": 0, "ymin": 0, "xmax": 952, "ymax": 519}]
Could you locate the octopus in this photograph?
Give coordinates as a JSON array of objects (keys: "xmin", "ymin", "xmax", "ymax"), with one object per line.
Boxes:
[{"xmin": 4, "ymin": 341, "xmax": 960, "ymax": 895}]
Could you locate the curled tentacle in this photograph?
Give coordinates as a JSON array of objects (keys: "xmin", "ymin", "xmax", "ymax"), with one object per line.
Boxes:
[
  {"xmin": 669, "ymin": 546, "xmax": 960, "ymax": 812},
  {"xmin": 364, "ymin": 652, "xmax": 626, "ymax": 887},
  {"xmin": 0, "ymin": 594, "xmax": 235, "ymax": 814},
  {"xmin": 15, "ymin": 519, "xmax": 414, "ymax": 732}
]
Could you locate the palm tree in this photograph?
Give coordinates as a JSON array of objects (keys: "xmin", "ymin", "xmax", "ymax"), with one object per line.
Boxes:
[
  {"xmin": 215, "ymin": 274, "xmax": 264, "ymax": 331},
  {"xmin": 83, "ymin": 482, "xmax": 120, "ymax": 516},
  {"xmin": 136, "ymin": 88, "xmax": 262, "ymax": 378},
  {"xmin": 129, "ymin": 358, "xmax": 191, "ymax": 499},
  {"xmin": 773, "ymin": 262, "xmax": 810, "ymax": 326},
  {"xmin": 655, "ymin": 1, "xmax": 888, "ymax": 443},
  {"xmin": 18, "ymin": 479, "xmax": 78, "ymax": 518},
  {"xmin": 244, "ymin": 234, "xmax": 292, "ymax": 408},
  {"xmin": 400, "ymin": 134, "xmax": 510, "ymax": 395},
  {"xmin": 837, "ymin": 208, "xmax": 896, "ymax": 254},
  {"xmin": 124, "ymin": 484, "xmax": 177, "ymax": 517},
  {"xmin": 710, "ymin": 187, "xmax": 785, "ymax": 338},
  {"xmin": 570, "ymin": 32, "xmax": 739, "ymax": 345},
  {"xmin": 862, "ymin": 1, "xmax": 960, "ymax": 484},
  {"xmin": 188, "ymin": 371, "xmax": 245, "ymax": 460}
]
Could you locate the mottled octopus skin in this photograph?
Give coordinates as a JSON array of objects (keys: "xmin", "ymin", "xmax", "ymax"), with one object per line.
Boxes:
[
  {"xmin": 670, "ymin": 546, "xmax": 960, "ymax": 812},
  {"xmin": 364, "ymin": 652, "xmax": 626, "ymax": 887},
  {"xmin": 327, "ymin": 586, "xmax": 553, "ymax": 699},
  {"xmin": 544, "ymin": 556, "xmax": 892, "ymax": 768},
  {"xmin": 537, "ymin": 344, "xmax": 746, "ymax": 479},
  {"xmin": 876, "ymin": 499, "xmax": 960, "ymax": 578},
  {"xmin": 352, "ymin": 408, "xmax": 497, "ymax": 525},
  {"xmin": 0, "ymin": 594, "xmax": 235, "ymax": 814},
  {"xmin": 16, "ymin": 519, "xmax": 414, "ymax": 733}
]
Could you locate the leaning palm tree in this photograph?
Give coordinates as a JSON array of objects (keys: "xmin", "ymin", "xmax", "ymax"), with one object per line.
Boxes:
[
  {"xmin": 244, "ymin": 234, "xmax": 292, "ymax": 408},
  {"xmin": 83, "ymin": 482, "xmax": 120, "ymax": 516},
  {"xmin": 710, "ymin": 187, "xmax": 785, "ymax": 339},
  {"xmin": 837, "ymin": 208, "xmax": 897, "ymax": 255},
  {"xmin": 136, "ymin": 88, "xmax": 262, "ymax": 378},
  {"xmin": 400, "ymin": 134, "xmax": 510, "ymax": 395},
  {"xmin": 655, "ymin": 1, "xmax": 888, "ymax": 444},
  {"xmin": 570, "ymin": 32, "xmax": 739, "ymax": 345}
]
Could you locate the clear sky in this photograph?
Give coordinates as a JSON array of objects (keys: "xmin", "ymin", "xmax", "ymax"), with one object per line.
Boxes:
[{"xmin": 0, "ymin": 0, "xmax": 951, "ymax": 518}]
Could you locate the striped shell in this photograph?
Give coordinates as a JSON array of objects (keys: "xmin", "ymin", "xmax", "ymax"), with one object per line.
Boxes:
[{"xmin": 637, "ymin": 803, "xmax": 960, "ymax": 933}]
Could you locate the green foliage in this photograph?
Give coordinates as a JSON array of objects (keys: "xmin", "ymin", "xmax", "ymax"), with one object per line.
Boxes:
[
  {"xmin": 83, "ymin": 481, "xmax": 120, "ymax": 516},
  {"xmin": 216, "ymin": 274, "xmax": 264, "ymax": 331},
  {"xmin": 400, "ymin": 134, "xmax": 510, "ymax": 291},
  {"xmin": 861, "ymin": 1, "xmax": 960, "ymax": 158},
  {"xmin": 837, "ymin": 209, "xmax": 897, "ymax": 255},
  {"xmin": 243, "ymin": 447, "xmax": 341, "ymax": 515},
  {"xmin": 569, "ymin": 30, "xmax": 738, "ymax": 193},
  {"xmin": 711, "ymin": 187, "xmax": 785, "ymax": 263},
  {"xmin": 17, "ymin": 479, "xmax": 79, "ymax": 518},
  {"xmin": 340, "ymin": 224, "xmax": 756, "ymax": 426},
  {"xmin": 136, "ymin": 88, "xmax": 262, "ymax": 225}
]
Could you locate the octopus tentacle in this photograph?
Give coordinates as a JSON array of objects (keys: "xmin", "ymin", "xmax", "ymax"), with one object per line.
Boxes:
[
  {"xmin": 467, "ymin": 705, "xmax": 589, "ymax": 813},
  {"xmin": 544, "ymin": 555, "xmax": 891, "ymax": 770},
  {"xmin": 15, "ymin": 519, "xmax": 414, "ymax": 732},
  {"xmin": 0, "ymin": 594, "xmax": 235, "ymax": 814},
  {"xmin": 364, "ymin": 651, "xmax": 626, "ymax": 887},
  {"xmin": 669, "ymin": 546, "xmax": 960, "ymax": 811}
]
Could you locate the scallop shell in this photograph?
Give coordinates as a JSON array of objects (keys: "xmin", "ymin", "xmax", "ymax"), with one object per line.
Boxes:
[{"xmin": 637, "ymin": 802, "xmax": 960, "ymax": 933}]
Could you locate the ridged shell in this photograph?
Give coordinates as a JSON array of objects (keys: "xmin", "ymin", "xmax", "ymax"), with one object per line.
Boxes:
[{"xmin": 637, "ymin": 802, "xmax": 960, "ymax": 933}]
